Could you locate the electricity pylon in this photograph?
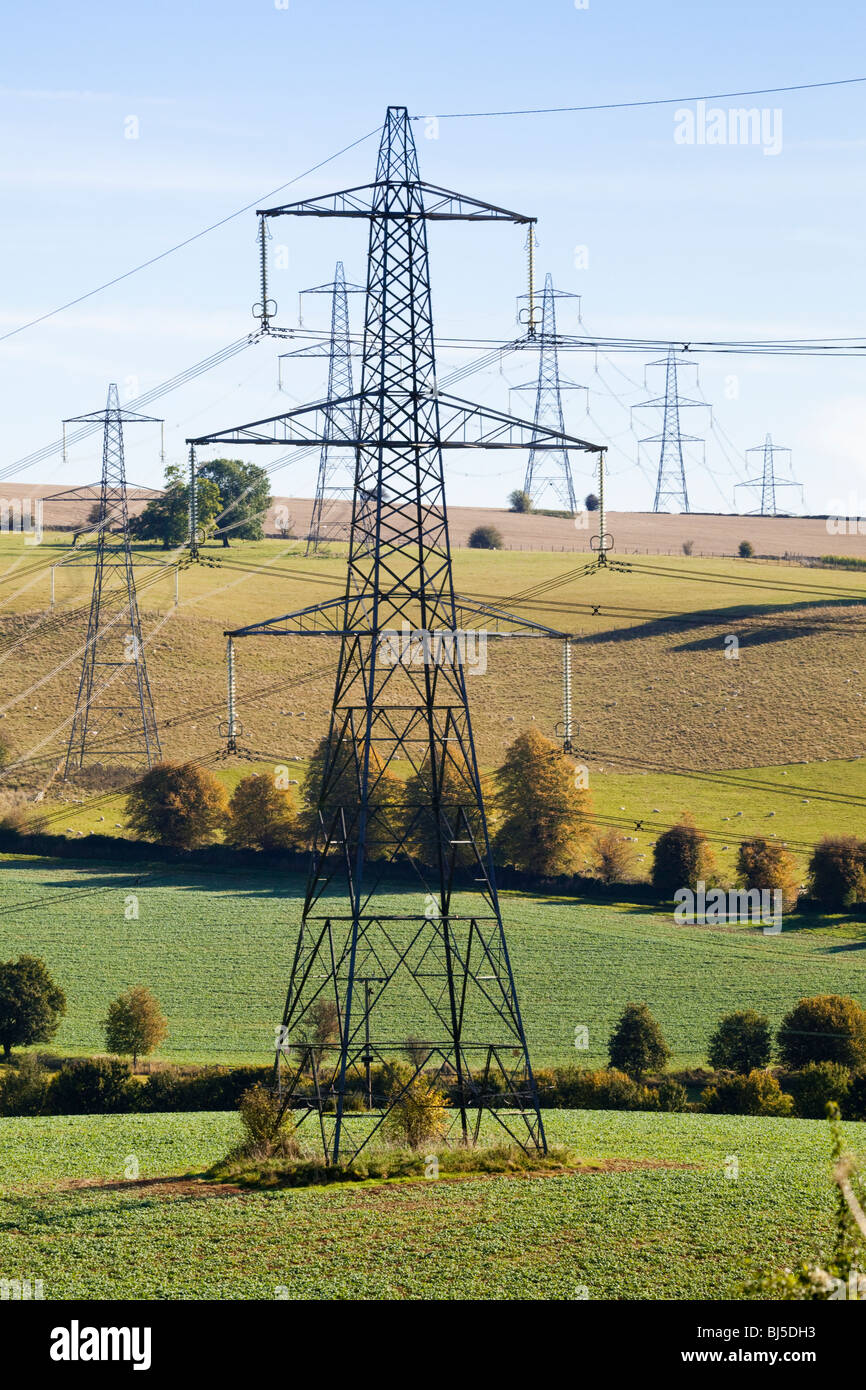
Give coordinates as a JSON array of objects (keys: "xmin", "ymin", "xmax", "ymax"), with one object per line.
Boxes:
[
  {"xmin": 516, "ymin": 273, "xmax": 586, "ymax": 513},
  {"xmin": 303, "ymin": 261, "xmax": 364, "ymax": 553},
  {"xmin": 64, "ymin": 385, "xmax": 162, "ymax": 776},
  {"xmin": 634, "ymin": 346, "xmax": 708, "ymax": 513},
  {"xmin": 191, "ymin": 106, "xmax": 603, "ymax": 1164},
  {"xmin": 735, "ymin": 433, "xmax": 802, "ymax": 516}
]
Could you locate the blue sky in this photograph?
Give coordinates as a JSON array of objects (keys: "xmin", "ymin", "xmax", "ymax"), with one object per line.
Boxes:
[{"xmin": 1, "ymin": 0, "xmax": 865, "ymax": 513}]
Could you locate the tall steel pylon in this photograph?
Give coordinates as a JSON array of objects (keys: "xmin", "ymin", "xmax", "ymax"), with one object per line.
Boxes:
[
  {"xmin": 634, "ymin": 347, "xmax": 708, "ymax": 513},
  {"xmin": 735, "ymin": 433, "xmax": 802, "ymax": 516},
  {"xmin": 303, "ymin": 261, "xmax": 364, "ymax": 553},
  {"xmin": 518, "ymin": 272, "xmax": 585, "ymax": 513},
  {"xmin": 190, "ymin": 106, "xmax": 603, "ymax": 1164},
  {"xmin": 64, "ymin": 385, "xmax": 162, "ymax": 776}
]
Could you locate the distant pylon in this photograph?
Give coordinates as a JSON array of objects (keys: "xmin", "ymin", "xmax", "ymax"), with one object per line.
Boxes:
[
  {"xmin": 518, "ymin": 273, "xmax": 585, "ymax": 513},
  {"xmin": 735, "ymin": 433, "xmax": 802, "ymax": 516},
  {"xmin": 64, "ymin": 384, "xmax": 162, "ymax": 776},
  {"xmin": 634, "ymin": 347, "xmax": 709, "ymax": 513},
  {"xmin": 304, "ymin": 262, "xmax": 364, "ymax": 553}
]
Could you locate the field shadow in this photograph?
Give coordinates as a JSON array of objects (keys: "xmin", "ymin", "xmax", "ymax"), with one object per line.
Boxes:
[
  {"xmin": 0, "ymin": 858, "xmax": 307, "ymax": 901},
  {"xmin": 673, "ymin": 623, "xmax": 820, "ymax": 653},
  {"xmin": 578, "ymin": 596, "xmax": 866, "ymax": 647}
]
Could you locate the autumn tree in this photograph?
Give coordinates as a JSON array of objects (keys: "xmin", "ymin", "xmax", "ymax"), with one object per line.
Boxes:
[
  {"xmin": 226, "ymin": 773, "xmax": 297, "ymax": 851},
  {"xmin": 0, "ymin": 955, "xmax": 66, "ymax": 1060},
  {"xmin": 104, "ymin": 985, "xmax": 169, "ymax": 1069},
  {"xmin": 403, "ymin": 758, "xmax": 494, "ymax": 870},
  {"xmin": 292, "ymin": 998, "xmax": 341, "ymax": 1071},
  {"xmin": 592, "ymin": 829, "xmax": 638, "ymax": 885},
  {"xmin": 808, "ymin": 837, "xmax": 866, "ymax": 911},
  {"xmin": 299, "ymin": 737, "xmax": 404, "ymax": 858},
  {"xmin": 126, "ymin": 762, "xmax": 228, "ymax": 849},
  {"xmin": 737, "ymin": 837, "xmax": 800, "ymax": 911},
  {"xmin": 493, "ymin": 728, "xmax": 593, "ymax": 876}
]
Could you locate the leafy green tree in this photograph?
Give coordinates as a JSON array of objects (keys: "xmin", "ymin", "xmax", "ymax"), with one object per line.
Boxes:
[
  {"xmin": 508, "ymin": 489, "xmax": 532, "ymax": 513},
  {"xmin": 198, "ymin": 459, "xmax": 272, "ymax": 547},
  {"xmin": 494, "ymin": 728, "xmax": 593, "ymax": 876},
  {"xmin": 104, "ymin": 985, "xmax": 169, "ymax": 1069},
  {"xmin": 226, "ymin": 773, "xmax": 298, "ymax": 851},
  {"xmin": 651, "ymin": 817, "xmax": 715, "ymax": 895},
  {"xmin": 707, "ymin": 1010, "xmax": 772, "ymax": 1073},
  {"xmin": 129, "ymin": 464, "xmax": 220, "ymax": 549},
  {"xmin": 778, "ymin": 995, "xmax": 866, "ymax": 1070},
  {"xmin": 608, "ymin": 1002, "xmax": 670, "ymax": 1081},
  {"xmin": 0, "ymin": 955, "xmax": 66, "ymax": 1060},
  {"xmin": 126, "ymin": 761, "xmax": 228, "ymax": 849},
  {"xmin": 786, "ymin": 1062, "xmax": 852, "ymax": 1120},
  {"xmin": 468, "ymin": 525, "xmax": 504, "ymax": 550}
]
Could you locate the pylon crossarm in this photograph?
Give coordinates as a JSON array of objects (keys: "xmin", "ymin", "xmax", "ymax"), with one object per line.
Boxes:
[
  {"xmin": 189, "ymin": 387, "xmax": 602, "ymax": 452},
  {"xmin": 260, "ymin": 180, "xmax": 534, "ymax": 224},
  {"xmin": 433, "ymin": 391, "xmax": 600, "ymax": 450},
  {"xmin": 226, "ymin": 596, "xmax": 348, "ymax": 637},
  {"xmin": 452, "ymin": 597, "xmax": 567, "ymax": 637},
  {"xmin": 226, "ymin": 595, "xmax": 567, "ymax": 639}
]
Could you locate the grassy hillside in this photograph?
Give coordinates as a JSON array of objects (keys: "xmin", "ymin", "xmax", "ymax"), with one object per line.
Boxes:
[
  {"xmin": 3, "ymin": 534, "xmax": 866, "ymax": 788},
  {"xmin": 0, "ymin": 1107, "xmax": 859, "ymax": 1298},
  {"xmin": 3, "ymin": 858, "xmax": 865, "ymax": 1069}
]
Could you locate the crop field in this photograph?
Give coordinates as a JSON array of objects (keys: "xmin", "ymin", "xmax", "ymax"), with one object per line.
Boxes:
[
  {"xmin": 0, "ymin": 1108, "xmax": 861, "ymax": 1299},
  {"xmin": 3, "ymin": 857, "xmax": 865, "ymax": 1069}
]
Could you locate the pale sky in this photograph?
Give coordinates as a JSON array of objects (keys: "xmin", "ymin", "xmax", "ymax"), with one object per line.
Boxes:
[{"xmin": 1, "ymin": 0, "xmax": 865, "ymax": 514}]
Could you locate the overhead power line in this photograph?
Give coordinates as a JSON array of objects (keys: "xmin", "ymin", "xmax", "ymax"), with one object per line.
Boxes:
[
  {"xmin": 420, "ymin": 75, "xmax": 866, "ymax": 121},
  {"xmin": 0, "ymin": 126, "xmax": 381, "ymax": 347}
]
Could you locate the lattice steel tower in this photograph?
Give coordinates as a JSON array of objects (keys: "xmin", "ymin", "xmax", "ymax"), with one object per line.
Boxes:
[
  {"xmin": 191, "ymin": 107, "xmax": 602, "ymax": 1163},
  {"xmin": 736, "ymin": 433, "xmax": 801, "ymax": 516},
  {"xmin": 64, "ymin": 385, "xmax": 162, "ymax": 776},
  {"xmin": 635, "ymin": 347, "xmax": 708, "ymax": 513},
  {"xmin": 304, "ymin": 261, "xmax": 363, "ymax": 553},
  {"xmin": 520, "ymin": 273, "xmax": 584, "ymax": 513}
]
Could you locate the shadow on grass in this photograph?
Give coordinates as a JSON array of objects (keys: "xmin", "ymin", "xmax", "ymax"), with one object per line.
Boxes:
[{"xmin": 578, "ymin": 596, "xmax": 866, "ymax": 646}]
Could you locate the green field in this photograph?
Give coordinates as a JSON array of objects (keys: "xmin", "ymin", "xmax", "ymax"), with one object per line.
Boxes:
[
  {"xmin": 3, "ymin": 857, "xmax": 865, "ymax": 1069},
  {"xmin": 0, "ymin": 1107, "xmax": 860, "ymax": 1299}
]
